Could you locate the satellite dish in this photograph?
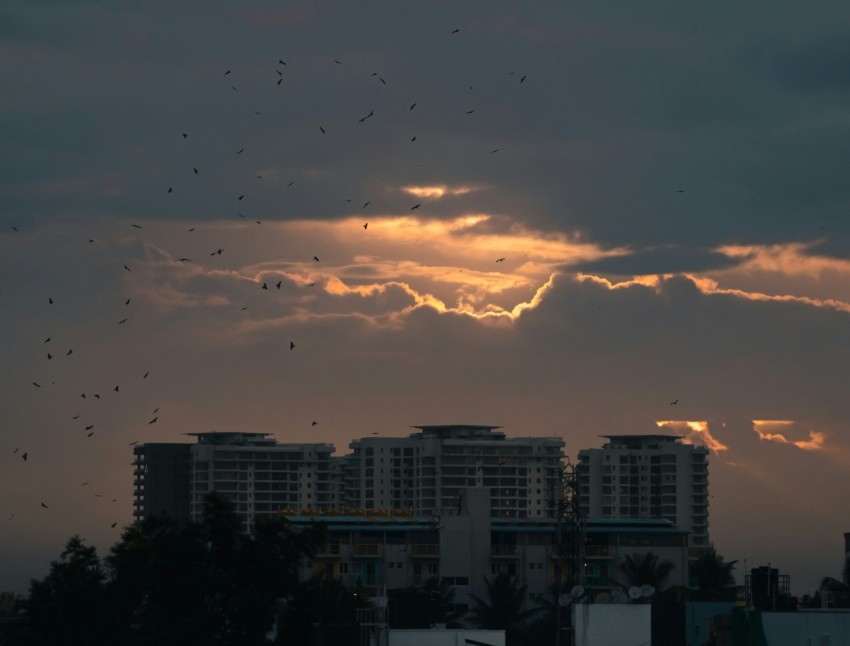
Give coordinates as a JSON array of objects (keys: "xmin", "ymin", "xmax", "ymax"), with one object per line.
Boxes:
[
  {"xmin": 640, "ymin": 584, "xmax": 655, "ymax": 598},
  {"xmin": 596, "ymin": 592, "xmax": 610, "ymax": 604},
  {"xmin": 558, "ymin": 593, "xmax": 572, "ymax": 607},
  {"xmin": 570, "ymin": 585, "xmax": 585, "ymax": 598},
  {"xmin": 628, "ymin": 586, "xmax": 642, "ymax": 600}
]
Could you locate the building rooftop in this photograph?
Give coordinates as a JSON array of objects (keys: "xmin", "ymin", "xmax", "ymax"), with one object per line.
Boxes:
[
  {"xmin": 410, "ymin": 425, "xmax": 505, "ymax": 440},
  {"xmin": 596, "ymin": 434, "xmax": 685, "ymax": 450},
  {"xmin": 186, "ymin": 432, "xmax": 277, "ymax": 446}
]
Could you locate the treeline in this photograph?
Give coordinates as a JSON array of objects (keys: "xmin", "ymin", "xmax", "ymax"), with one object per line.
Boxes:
[{"xmin": 1, "ymin": 493, "xmax": 343, "ymax": 646}]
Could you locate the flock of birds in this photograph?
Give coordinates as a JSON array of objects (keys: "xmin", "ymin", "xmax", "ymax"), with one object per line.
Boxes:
[{"xmin": 9, "ymin": 27, "xmax": 537, "ymax": 531}]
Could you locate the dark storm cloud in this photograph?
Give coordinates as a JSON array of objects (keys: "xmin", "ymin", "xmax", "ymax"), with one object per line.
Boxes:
[{"xmin": 572, "ymin": 246, "xmax": 739, "ymax": 275}]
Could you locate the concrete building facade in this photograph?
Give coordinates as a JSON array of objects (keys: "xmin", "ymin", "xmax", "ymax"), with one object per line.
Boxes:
[
  {"xmin": 343, "ymin": 425, "xmax": 565, "ymax": 519},
  {"xmin": 133, "ymin": 432, "xmax": 340, "ymax": 530},
  {"xmin": 576, "ymin": 434, "xmax": 710, "ymax": 549}
]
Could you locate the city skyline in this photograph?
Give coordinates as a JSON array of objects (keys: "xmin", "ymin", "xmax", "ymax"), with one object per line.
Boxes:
[{"xmin": 3, "ymin": 0, "xmax": 850, "ymax": 598}]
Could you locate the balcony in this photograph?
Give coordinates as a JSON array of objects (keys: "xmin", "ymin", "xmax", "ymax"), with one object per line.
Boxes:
[
  {"xmin": 584, "ymin": 545, "xmax": 611, "ymax": 558},
  {"xmin": 315, "ymin": 543, "xmax": 341, "ymax": 557},
  {"xmin": 405, "ymin": 544, "xmax": 438, "ymax": 558},
  {"xmin": 491, "ymin": 544, "xmax": 519, "ymax": 558},
  {"xmin": 351, "ymin": 543, "xmax": 381, "ymax": 557}
]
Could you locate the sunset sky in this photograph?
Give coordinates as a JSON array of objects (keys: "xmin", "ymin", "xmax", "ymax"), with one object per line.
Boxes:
[{"xmin": 3, "ymin": 0, "xmax": 850, "ymax": 596}]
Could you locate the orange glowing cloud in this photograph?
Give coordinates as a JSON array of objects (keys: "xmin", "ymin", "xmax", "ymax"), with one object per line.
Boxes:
[
  {"xmin": 577, "ymin": 268, "xmax": 850, "ymax": 316},
  {"xmin": 752, "ymin": 420, "xmax": 826, "ymax": 451},
  {"xmin": 401, "ymin": 185, "xmax": 476, "ymax": 199},
  {"xmin": 655, "ymin": 420, "xmax": 728, "ymax": 453},
  {"xmin": 135, "ymin": 214, "xmax": 625, "ymax": 329}
]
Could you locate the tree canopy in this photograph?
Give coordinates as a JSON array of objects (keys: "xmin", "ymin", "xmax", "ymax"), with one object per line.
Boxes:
[
  {"xmin": 618, "ymin": 551, "xmax": 676, "ymax": 590},
  {"xmin": 2, "ymin": 492, "xmax": 322, "ymax": 646}
]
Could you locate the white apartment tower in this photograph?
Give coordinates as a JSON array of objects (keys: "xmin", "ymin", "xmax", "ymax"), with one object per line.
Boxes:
[
  {"xmin": 133, "ymin": 432, "xmax": 341, "ymax": 531},
  {"xmin": 343, "ymin": 425, "xmax": 565, "ymax": 518},
  {"xmin": 576, "ymin": 434, "xmax": 710, "ymax": 548}
]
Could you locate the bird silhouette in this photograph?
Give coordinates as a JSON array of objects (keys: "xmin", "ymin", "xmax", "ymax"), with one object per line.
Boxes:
[
  {"xmin": 40, "ymin": 502, "xmax": 47, "ymax": 509},
  {"xmin": 111, "ymin": 522, "xmax": 117, "ymax": 528},
  {"xmin": 319, "ymin": 126, "xmax": 326, "ymax": 133},
  {"xmin": 32, "ymin": 382, "xmax": 41, "ymax": 388},
  {"xmin": 496, "ymin": 257, "xmax": 506, "ymax": 262},
  {"xmin": 125, "ymin": 298, "xmax": 130, "ymax": 305},
  {"xmin": 193, "ymin": 168, "xmax": 198, "ymax": 174},
  {"xmin": 313, "ymin": 256, "xmax": 319, "ymax": 262},
  {"xmin": 118, "ymin": 318, "xmax": 128, "ymax": 324},
  {"xmin": 452, "ymin": 28, "xmax": 460, "ymax": 33},
  {"xmin": 113, "ymin": 385, "xmax": 119, "ymax": 392},
  {"xmin": 123, "ymin": 264, "xmax": 131, "ymax": 272},
  {"xmin": 276, "ymin": 281, "xmax": 282, "ymax": 289},
  {"xmin": 48, "ymin": 298, "xmax": 54, "ymax": 304},
  {"xmin": 363, "ymin": 201, "xmax": 370, "ymax": 208},
  {"xmin": 22, "ymin": 452, "xmax": 28, "ymax": 461},
  {"xmin": 47, "ymin": 353, "xmax": 52, "ymax": 360},
  {"xmin": 312, "ymin": 421, "xmax": 318, "ymax": 426},
  {"xmin": 85, "ymin": 425, "xmax": 94, "ymax": 431},
  {"xmin": 236, "ymin": 148, "xmax": 245, "ymax": 155},
  {"xmin": 670, "ymin": 399, "xmax": 679, "ymax": 405},
  {"xmin": 411, "ymin": 204, "xmax": 421, "ymax": 210},
  {"xmin": 262, "ymin": 282, "xmax": 268, "ymax": 290},
  {"xmin": 168, "ymin": 187, "xmax": 173, "ymax": 193},
  {"xmin": 182, "ymin": 133, "xmax": 188, "ymax": 138},
  {"xmin": 66, "ymin": 349, "xmax": 72, "ymax": 355},
  {"xmin": 359, "ymin": 110, "xmax": 374, "ymax": 123},
  {"xmin": 211, "ymin": 249, "xmax": 223, "ymax": 256},
  {"xmin": 143, "ymin": 372, "xmax": 149, "ymax": 379},
  {"xmin": 149, "ymin": 417, "xmax": 158, "ymax": 424},
  {"xmin": 409, "ymin": 103, "xmax": 416, "ymax": 110},
  {"xmin": 290, "ymin": 342, "xmax": 295, "ymax": 350},
  {"xmin": 363, "ymin": 223, "xmax": 368, "ymax": 229},
  {"xmin": 131, "ymin": 224, "xmax": 142, "ymax": 229}
]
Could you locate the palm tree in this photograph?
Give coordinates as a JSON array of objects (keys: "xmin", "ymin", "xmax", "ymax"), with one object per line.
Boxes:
[
  {"xmin": 618, "ymin": 552, "xmax": 676, "ymax": 590},
  {"xmin": 467, "ymin": 574, "xmax": 544, "ymax": 646},
  {"xmin": 819, "ymin": 558, "xmax": 850, "ymax": 608},
  {"xmin": 691, "ymin": 548, "xmax": 737, "ymax": 601}
]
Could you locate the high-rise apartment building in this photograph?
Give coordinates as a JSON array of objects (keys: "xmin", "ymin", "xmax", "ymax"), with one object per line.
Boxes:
[
  {"xmin": 343, "ymin": 425, "xmax": 565, "ymax": 518},
  {"xmin": 576, "ymin": 434, "xmax": 710, "ymax": 548},
  {"xmin": 133, "ymin": 432, "xmax": 340, "ymax": 530}
]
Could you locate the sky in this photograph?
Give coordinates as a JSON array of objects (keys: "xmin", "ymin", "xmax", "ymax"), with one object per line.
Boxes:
[{"xmin": 2, "ymin": 0, "xmax": 850, "ymax": 597}]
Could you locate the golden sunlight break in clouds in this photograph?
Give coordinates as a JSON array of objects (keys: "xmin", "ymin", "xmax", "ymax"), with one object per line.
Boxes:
[
  {"xmin": 752, "ymin": 420, "xmax": 826, "ymax": 451},
  {"xmin": 656, "ymin": 420, "xmax": 729, "ymax": 453},
  {"xmin": 141, "ymin": 214, "xmax": 627, "ymax": 328},
  {"xmin": 401, "ymin": 185, "xmax": 475, "ymax": 199}
]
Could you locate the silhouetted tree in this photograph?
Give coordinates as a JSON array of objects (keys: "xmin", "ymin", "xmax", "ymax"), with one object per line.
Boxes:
[
  {"xmin": 388, "ymin": 577, "xmax": 461, "ymax": 629},
  {"xmin": 618, "ymin": 552, "xmax": 675, "ymax": 590},
  {"xmin": 467, "ymin": 574, "xmax": 545, "ymax": 646},
  {"xmin": 277, "ymin": 574, "xmax": 364, "ymax": 644},
  {"xmin": 4, "ymin": 536, "xmax": 117, "ymax": 645},
  {"xmin": 691, "ymin": 548, "xmax": 737, "ymax": 601},
  {"xmin": 3, "ymin": 492, "xmax": 321, "ymax": 646}
]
